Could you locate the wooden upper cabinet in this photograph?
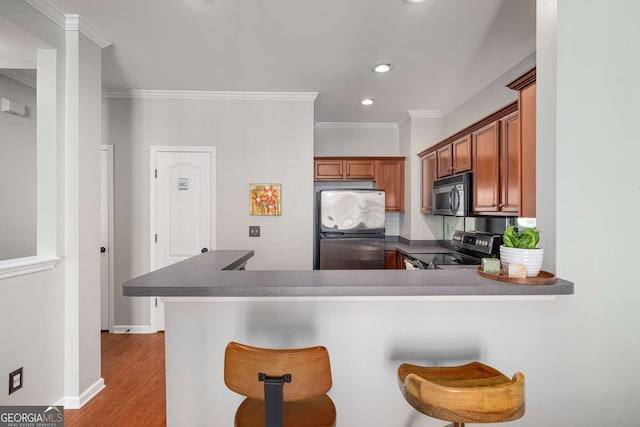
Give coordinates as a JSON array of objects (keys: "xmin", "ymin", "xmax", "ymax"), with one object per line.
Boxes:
[
  {"xmin": 500, "ymin": 111, "xmax": 520, "ymax": 213},
  {"xmin": 375, "ymin": 159, "xmax": 405, "ymax": 212},
  {"xmin": 436, "ymin": 135, "xmax": 472, "ymax": 178},
  {"xmin": 315, "ymin": 159, "xmax": 344, "ymax": 179},
  {"xmin": 436, "ymin": 144, "xmax": 453, "ymax": 177},
  {"xmin": 472, "ymin": 112, "xmax": 521, "ymax": 215},
  {"xmin": 345, "ymin": 160, "xmax": 376, "ymax": 179},
  {"xmin": 452, "ymin": 135, "xmax": 472, "ymax": 174},
  {"xmin": 508, "ymin": 68, "xmax": 536, "ymax": 218},
  {"xmin": 418, "ymin": 90, "xmax": 533, "ymax": 218},
  {"xmin": 314, "ymin": 157, "xmax": 405, "ymax": 212},
  {"xmin": 472, "ymin": 121, "xmax": 501, "ymax": 213},
  {"xmin": 421, "ymin": 151, "xmax": 437, "ymax": 213}
]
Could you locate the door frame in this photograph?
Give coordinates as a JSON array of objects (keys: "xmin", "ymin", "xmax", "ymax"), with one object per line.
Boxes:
[
  {"xmin": 100, "ymin": 144, "xmax": 115, "ymax": 333},
  {"xmin": 149, "ymin": 146, "xmax": 217, "ymax": 332}
]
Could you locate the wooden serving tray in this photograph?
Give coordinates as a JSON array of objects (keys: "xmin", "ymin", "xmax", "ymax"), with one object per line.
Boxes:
[{"xmin": 476, "ymin": 267, "xmax": 556, "ymax": 285}]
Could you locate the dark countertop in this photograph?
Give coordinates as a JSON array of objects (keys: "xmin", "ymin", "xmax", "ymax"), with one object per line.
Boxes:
[
  {"xmin": 122, "ymin": 249, "xmax": 574, "ymax": 298},
  {"xmin": 385, "ymin": 238, "xmax": 456, "ymax": 255}
]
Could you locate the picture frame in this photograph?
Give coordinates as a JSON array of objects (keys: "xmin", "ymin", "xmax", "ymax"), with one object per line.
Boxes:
[{"xmin": 249, "ymin": 183, "xmax": 281, "ymax": 216}]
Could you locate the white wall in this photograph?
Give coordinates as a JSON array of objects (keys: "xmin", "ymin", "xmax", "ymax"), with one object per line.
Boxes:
[
  {"xmin": 399, "ymin": 115, "xmax": 445, "ymax": 241},
  {"xmin": 314, "ymin": 123, "xmax": 399, "ymax": 156},
  {"xmin": 0, "ymin": 2, "xmax": 66, "ymax": 407},
  {"xmin": 554, "ymin": 1, "xmax": 640, "ymax": 422},
  {"xmin": 0, "ymin": 1, "xmax": 103, "ymax": 408},
  {"xmin": 103, "ymin": 95, "xmax": 315, "ymax": 327},
  {"xmin": 536, "ymin": 0, "xmax": 557, "ymax": 273},
  {"xmin": 76, "ymin": 30, "xmax": 103, "ymax": 399},
  {"xmin": 0, "ymin": 73, "xmax": 36, "ymax": 259}
]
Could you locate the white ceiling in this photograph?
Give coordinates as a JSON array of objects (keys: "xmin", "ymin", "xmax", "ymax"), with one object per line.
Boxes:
[{"xmin": 48, "ymin": 0, "xmax": 535, "ymax": 123}]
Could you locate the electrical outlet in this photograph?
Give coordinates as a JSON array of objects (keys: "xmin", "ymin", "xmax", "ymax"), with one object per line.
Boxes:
[
  {"xmin": 9, "ymin": 367, "xmax": 23, "ymax": 394},
  {"xmin": 249, "ymin": 226, "xmax": 260, "ymax": 237}
]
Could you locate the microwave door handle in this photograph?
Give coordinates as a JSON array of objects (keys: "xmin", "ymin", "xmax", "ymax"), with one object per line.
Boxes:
[
  {"xmin": 450, "ymin": 187, "xmax": 460, "ymax": 215},
  {"xmin": 448, "ymin": 187, "xmax": 455, "ymax": 214}
]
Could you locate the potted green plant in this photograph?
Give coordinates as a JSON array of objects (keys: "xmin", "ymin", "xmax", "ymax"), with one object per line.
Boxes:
[{"xmin": 500, "ymin": 226, "xmax": 543, "ymax": 277}]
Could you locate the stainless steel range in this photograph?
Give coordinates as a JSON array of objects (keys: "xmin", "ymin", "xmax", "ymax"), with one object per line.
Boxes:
[{"xmin": 404, "ymin": 230, "xmax": 503, "ymax": 269}]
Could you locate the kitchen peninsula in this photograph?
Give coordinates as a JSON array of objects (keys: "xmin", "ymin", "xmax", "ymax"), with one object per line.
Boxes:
[
  {"xmin": 123, "ymin": 250, "xmax": 573, "ymax": 426},
  {"xmin": 123, "ymin": 250, "xmax": 573, "ymax": 298}
]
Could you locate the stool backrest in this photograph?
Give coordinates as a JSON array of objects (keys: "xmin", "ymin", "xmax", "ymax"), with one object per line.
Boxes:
[{"xmin": 224, "ymin": 342, "xmax": 332, "ymax": 402}]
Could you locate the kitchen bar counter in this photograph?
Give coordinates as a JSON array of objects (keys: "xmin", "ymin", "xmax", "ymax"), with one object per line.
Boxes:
[
  {"xmin": 135, "ymin": 250, "xmax": 574, "ymax": 426},
  {"xmin": 122, "ymin": 249, "xmax": 574, "ymax": 297}
]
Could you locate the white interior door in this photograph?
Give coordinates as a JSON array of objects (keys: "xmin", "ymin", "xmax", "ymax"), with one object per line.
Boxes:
[
  {"xmin": 150, "ymin": 147, "xmax": 216, "ymax": 331},
  {"xmin": 100, "ymin": 145, "xmax": 114, "ymax": 332}
]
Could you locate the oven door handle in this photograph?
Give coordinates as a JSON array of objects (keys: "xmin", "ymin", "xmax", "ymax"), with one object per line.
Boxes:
[{"xmin": 449, "ymin": 187, "xmax": 460, "ymax": 215}]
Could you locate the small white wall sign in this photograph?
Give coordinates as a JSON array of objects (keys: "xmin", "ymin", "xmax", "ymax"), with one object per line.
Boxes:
[{"xmin": 178, "ymin": 178, "xmax": 189, "ymax": 190}]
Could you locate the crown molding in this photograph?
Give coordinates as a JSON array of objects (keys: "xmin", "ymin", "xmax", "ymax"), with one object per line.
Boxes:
[
  {"xmin": 0, "ymin": 70, "xmax": 37, "ymax": 89},
  {"xmin": 102, "ymin": 90, "xmax": 319, "ymax": 102},
  {"xmin": 397, "ymin": 109, "xmax": 443, "ymax": 126},
  {"xmin": 24, "ymin": 0, "xmax": 113, "ymax": 48},
  {"xmin": 408, "ymin": 110, "xmax": 443, "ymax": 118},
  {"xmin": 314, "ymin": 122, "xmax": 398, "ymax": 130},
  {"xmin": 77, "ymin": 16, "xmax": 112, "ymax": 48}
]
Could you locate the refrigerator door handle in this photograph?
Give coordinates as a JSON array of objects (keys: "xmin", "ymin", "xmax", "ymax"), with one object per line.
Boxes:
[{"xmin": 321, "ymin": 231, "xmax": 346, "ymax": 238}]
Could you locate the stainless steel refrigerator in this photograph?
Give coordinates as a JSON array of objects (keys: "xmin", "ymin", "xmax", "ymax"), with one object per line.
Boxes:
[{"xmin": 315, "ymin": 189, "xmax": 386, "ymax": 269}]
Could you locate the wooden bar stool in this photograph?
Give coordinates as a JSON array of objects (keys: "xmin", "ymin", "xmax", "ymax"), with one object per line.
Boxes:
[
  {"xmin": 397, "ymin": 361, "xmax": 525, "ymax": 427},
  {"xmin": 224, "ymin": 342, "xmax": 336, "ymax": 427}
]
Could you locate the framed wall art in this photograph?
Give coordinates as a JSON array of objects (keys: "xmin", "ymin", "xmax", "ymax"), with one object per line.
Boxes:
[{"xmin": 249, "ymin": 183, "xmax": 281, "ymax": 216}]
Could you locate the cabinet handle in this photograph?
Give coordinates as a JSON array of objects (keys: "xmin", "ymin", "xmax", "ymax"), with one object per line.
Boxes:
[
  {"xmin": 491, "ymin": 204, "xmax": 497, "ymax": 208},
  {"xmin": 499, "ymin": 203, "xmax": 504, "ymax": 208}
]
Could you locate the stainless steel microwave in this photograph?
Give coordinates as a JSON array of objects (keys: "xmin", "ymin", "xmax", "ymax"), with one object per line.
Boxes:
[{"xmin": 432, "ymin": 172, "xmax": 472, "ymax": 216}]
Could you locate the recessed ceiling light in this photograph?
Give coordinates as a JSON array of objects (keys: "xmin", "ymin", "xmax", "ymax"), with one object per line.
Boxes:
[
  {"xmin": 373, "ymin": 63, "xmax": 392, "ymax": 73},
  {"xmin": 404, "ymin": 0, "xmax": 430, "ymax": 3},
  {"xmin": 361, "ymin": 98, "xmax": 375, "ymax": 106}
]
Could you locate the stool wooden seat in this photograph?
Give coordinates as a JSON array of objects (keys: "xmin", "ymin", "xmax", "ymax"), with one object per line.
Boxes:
[
  {"xmin": 397, "ymin": 361, "xmax": 525, "ymax": 427},
  {"xmin": 224, "ymin": 342, "xmax": 336, "ymax": 427}
]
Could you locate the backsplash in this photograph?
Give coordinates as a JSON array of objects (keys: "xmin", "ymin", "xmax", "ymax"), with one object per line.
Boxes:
[{"xmin": 443, "ymin": 216, "xmax": 516, "ymax": 240}]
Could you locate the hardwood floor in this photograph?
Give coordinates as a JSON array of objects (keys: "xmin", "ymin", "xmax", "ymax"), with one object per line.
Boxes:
[{"xmin": 64, "ymin": 332, "xmax": 166, "ymax": 426}]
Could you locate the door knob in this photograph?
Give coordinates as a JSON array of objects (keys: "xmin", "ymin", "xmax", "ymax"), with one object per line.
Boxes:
[
  {"xmin": 100, "ymin": 247, "xmax": 106, "ymax": 253},
  {"xmin": 201, "ymin": 248, "xmax": 209, "ymax": 253}
]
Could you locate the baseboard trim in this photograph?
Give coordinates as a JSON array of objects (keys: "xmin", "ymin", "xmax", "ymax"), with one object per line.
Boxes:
[
  {"xmin": 112, "ymin": 325, "xmax": 156, "ymax": 334},
  {"xmin": 57, "ymin": 378, "xmax": 105, "ymax": 409}
]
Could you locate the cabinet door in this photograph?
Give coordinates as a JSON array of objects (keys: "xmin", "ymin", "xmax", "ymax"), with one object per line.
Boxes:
[
  {"xmin": 396, "ymin": 251, "xmax": 406, "ymax": 270},
  {"xmin": 314, "ymin": 160, "xmax": 344, "ymax": 179},
  {"xmin": 500, "ymin": 111, "xmax": 520, "ymax": 213},
  {"xmin": 375, "ymin": 159, "xmax": 405, "ymax": 212},
  {"xmin": 472, "ymin": 121, "xmax": 500, "ymax": 212},
  {"xmin": 385, "ymin": 250, "xmax": 398, "ymax": 269},
  {"xmin": 345, "ymin": 160, "xmax": 375, "ymax": 179},
  {"xmin": 436, "ymin": 144, "xmax": 453, "ymax": 177},
  {"xmin": 452, "ymin": 135, "xmax": 472, "ymax": 174},
  {"xmin": 420, "ymin": 151, "xmax": 437, "ymax": 213}
]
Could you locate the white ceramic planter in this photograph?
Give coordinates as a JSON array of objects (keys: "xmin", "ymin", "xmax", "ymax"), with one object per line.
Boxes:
[{"xmin": 499, "ymin": 245, "xmax": 544, "ymax": 277}]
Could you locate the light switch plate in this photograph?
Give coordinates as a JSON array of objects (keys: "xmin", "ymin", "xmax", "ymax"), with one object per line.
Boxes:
[
  {"xmin": 9, "ymin": 367, "xmax": 23, "ymax": 394},
  {"xmin": 249, "ymin": 226, "xmax": 260, "ymax": 237}
]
